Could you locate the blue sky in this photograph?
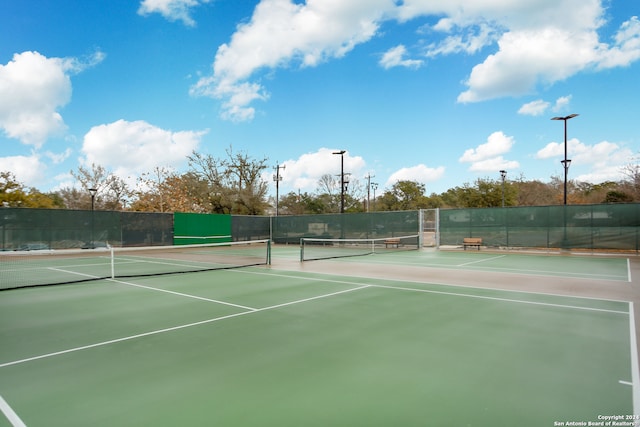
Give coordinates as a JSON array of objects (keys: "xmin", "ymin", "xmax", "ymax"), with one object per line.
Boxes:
[{"xmin": 1, "ymin": 0, "xmax": 639, "ymax": 201}]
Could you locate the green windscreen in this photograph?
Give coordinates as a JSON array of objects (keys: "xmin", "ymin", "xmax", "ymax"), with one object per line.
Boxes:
[
  {"xmin": 0, "ymin": 208, "xmax": 173, "ymax": 250},
  {"xmin": 173, "ymin": 212, "xmax": 231, "ymax": 245},
  {"xmin": 272, "ymin": 211, "xmax": 420, "ymax": 244},
  {"xmin": 439, "ymin": 204, "xmax": 640, "ymax": 250}
]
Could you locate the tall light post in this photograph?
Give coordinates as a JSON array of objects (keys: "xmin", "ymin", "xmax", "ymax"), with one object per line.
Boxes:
[
  {"xmin": 499, "ymin": 170, "xmax": 507, "ymax": 207},
  {"xmin": 551, "ymin": 114, "xmax": 578, "ymax": 205},
  {"xmin": 333, "ymin": 150, "xmax": 346, "ymax": 213},
  {"xmin": 273, "ymin": 163, "xmax": 285, "ymax": 216},
  {"xmin": 89, "ymin": 188, "xmax": 97, "ymax": 248}
]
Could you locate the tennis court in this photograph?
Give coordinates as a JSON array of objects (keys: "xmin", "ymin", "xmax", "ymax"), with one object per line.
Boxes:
[{"xmin": 1, "ymin": 243, "xmax": 638, "ymax": 426}]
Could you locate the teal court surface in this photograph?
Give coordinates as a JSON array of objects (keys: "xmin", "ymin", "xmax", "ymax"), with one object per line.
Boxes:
[{"xmin": 1, "ymin": 246, "xmax": 639, "ymax": 426}]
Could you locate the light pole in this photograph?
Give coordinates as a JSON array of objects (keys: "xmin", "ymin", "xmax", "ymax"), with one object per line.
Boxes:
[
  {"xmin": 333, "ymin": 150, "xmax": 346, "ymax": 213},
  {"xmin": 89, "ymin": 188, "xmax": 97, "ymax": 248},
  {"xmin": 273, "ymin": 163, "xmax": 285, "ymax": 216},
  {"xmin": 551, "ymin": 114, "xmax": 578, "ymax": 205},
  {"xmin": 499, "ymin": 170, "xmax": 507, "ymax": 207}
]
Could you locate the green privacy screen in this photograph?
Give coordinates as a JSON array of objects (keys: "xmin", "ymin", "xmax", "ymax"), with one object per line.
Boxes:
[
  {"xmin": 271, "ymin": 211, "xmax": 420, "ymax": 244},
  {"xmin": 439, "ymin": 204, "xmax": 640, "ymax": 251},
  {"xmin": 173, "ymin": 212, "xmax": 231, "ymax": 245},
  {"xmin": 0, "ymin": 208, "xmax": 173, "ymax": 250},
  {"xmin": 3, "ymin": 204, "xmax": 639, "ymax": 252}
]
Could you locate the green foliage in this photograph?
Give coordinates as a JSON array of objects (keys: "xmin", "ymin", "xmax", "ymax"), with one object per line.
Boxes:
[
  {"xmin": 377, "ymin": 180, "xmax": 431, "ymax": 211},
  {"xmin": 0, "ymin": 172, "xmax": 62, "ymax": 208},
  {"xmin": 604, "ymin": 190, "xmax": 634, "ymax": 203}
]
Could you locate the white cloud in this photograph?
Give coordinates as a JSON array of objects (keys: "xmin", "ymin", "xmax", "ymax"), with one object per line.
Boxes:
[
  {"xmin": 272, "ymin": 148, "xmax": 366, "ymax": 194},
  {"xmin": 0, "ymin": 154, "xmax": 46, "ymax": 187},
  {"xmin": 138, "ymin": 0, "xmax": 211, "ymax": 27},
  {"xmin": 552, "ymin": 95, "xmax": 572, "ymax": 112},
  {"xmin": 192, "ymin": 0, "xmax": 391, "ymax": 121},
  {"xmin": 425, "ymin": 21, "xmax": 498, "ymax": 57},
  {"xmin": 468, "ymin": 157, "xmax": 520, "ymax": 173},
  {"xmin": 0, "ymin": 51, "xmax": 104, "ymax": 147},
  {"xmin": 460, "ymin": 131, "xmax": 515, "ymax": 162},
  {"xmin": 519, "ymin": 95, "xmax": 573, "ymax": 116},
  {"xmin": 597, "ymin": 16, "xmax": 640, "ymax": 69},
  {"xmin": 536, "ymin": 137, "xmax": 579, "ymax": 159},
  {"xmin": 379, "ymin": 45, "xmax": 423, "ymax": 69},
  {"xmin": 459, "ymin": 131, "xmax": 519, "ymax": 173},
  {"xmin": 385, "ymin": 164, "xmax": 445, "ymax": 188},
  {"xmin": 45, "ymin": 148, "xmax": 73, "ymax": 164},
  {"xmin": 458, "ymin": 27, "xmax": 600, "ymax": 102},
  {"xmin": 81, "ymin": 119, "xmax": 207, "ymax": 182},
  {"xmin": 193, "ymin": 1, "xmax": 640, "ymax": 120},
  {"xmin": 518, "ymin": 99, "xmax": 550, "ymax": 116},
  {"xmin": 537, "ymin": 138, "xmax": 634, "ymax": 183}
]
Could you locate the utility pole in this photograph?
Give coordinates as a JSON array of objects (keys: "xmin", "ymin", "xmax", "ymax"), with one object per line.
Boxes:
[
  {"xmin": 273, "ymin": 163, "xmax": 285, "ymax": 216},
  {"xmin": 365, "ymin": 173, "xmax": 375, "ymax": 212},
  {"xmin": 333, "ymin": 150, "xmax": 346, "ymax": 213}
]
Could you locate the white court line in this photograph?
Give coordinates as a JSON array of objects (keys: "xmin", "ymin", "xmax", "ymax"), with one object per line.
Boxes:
[
  {"xmin": 44, "ymin": 268, "xmax": 258, "ymax": 311},
  {"xmin": 629, "ymin": 302, "xmax": 640, "ymax": 416},
  {"xmin": 0, "ymin": 395, "xmax": 27, "ymax": 427},
  {"xmin": 346, "ymin": 256, "xmax": 628, "ymax": 282},
  {"xmin": 0, "ymin": 285, "xmax": 370, "ymax": 369},
  {"xmin": 48, "ymin": 267, "xmax": 101, "ymax": 279},
  {"xmin": 236, "ymin": 269, "xmax": 629, "ymax": 315},
  {"xmin": 370, "ymin": 283, "xmax": 628, "ymax": 315},
  {"xmin": 110, "ymin": 279, "xmax": 257, "ymax": 311},
  {"xmin": 457, "ymin": 254, "xmax": 506, "ymax": 267}
]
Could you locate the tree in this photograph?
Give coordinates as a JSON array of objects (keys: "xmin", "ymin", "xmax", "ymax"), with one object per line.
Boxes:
[
  {"xmin": 514, "ymin": 178, "xmax": 557, "ymax": 206},
  {"xmin": 187, "ymin": 147, "xmax": 270, "ymax": 215},
  {"xmin": 0, "ymin": 172, "xmax": 62, "ymax": 208},
  {"xmin": 604, "ymin": 190, "xmax": 634, "ymax": 203},
  {"xmin": 0, "ymin": 172, "xmax": 26, "ymax": 207},
  {"xmin": 133, "ymin": 166, "xmax": 176, "ymax": 212},
  {"xmin": 70, "ymin": 163, "xmax": 132, "ymax": 210},
  {"xmin": 621, "ymin": 158, "xmax": 640, "ymax": 201},
  {"xmin": 227, "ymin": 148, "xmax": 270, "ymax": 215},
  {"xmin": 378, "ymin": 180, "xmax": 430, "ymax": 211}
]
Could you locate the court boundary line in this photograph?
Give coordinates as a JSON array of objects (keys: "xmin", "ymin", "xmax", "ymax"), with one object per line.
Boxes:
[
  {"xmin": 0, "ymin": 285, "xmax": 370, "ymax": 369},
  {"xmin": 629, "ymin": 302, "xmax": 640, "ymax": 415},
  {"xmin": 370, "ymin": 282, "xmax": 628, "ymax": 315},
  {"xmin": 236, "ymin": 268, "xmax": 631, "ymax": 307},
  {"xmin": 111, "ymin": 279, "xmax": 258, "ymax": 311},
  {"xmin": 457, "ymin": 254, "xmax": 506, "ymax": 267},
  {"xmin": 325, "ymin": 253, "xmax": 630, "ymax": 282},
  {"xmin": 0, "ymin": 394, "xmax": 26, "ymax": 427}
]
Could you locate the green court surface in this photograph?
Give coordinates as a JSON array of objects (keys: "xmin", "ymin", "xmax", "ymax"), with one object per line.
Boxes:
[{"xmin": 0, "ymin": 248, "xmax": 637, "ymax": 426}]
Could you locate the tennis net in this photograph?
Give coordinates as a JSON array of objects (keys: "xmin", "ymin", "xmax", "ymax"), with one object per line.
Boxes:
[
  {"xmin": 300, "ymin": 235, "xmax": 420, "ymax": 261},
  {"xmin": 0, "ymin": 239, "xmax": 271, "ymax": 291}
]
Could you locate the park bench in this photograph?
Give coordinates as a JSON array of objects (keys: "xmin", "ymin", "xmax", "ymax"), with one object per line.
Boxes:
[
  {"xmin": 384, "ymin": 238, "xmax": 401, "ymax": 248},
  {"xmin": 463, "ymin": 237, "xmax": 482, "ymax": 250}
]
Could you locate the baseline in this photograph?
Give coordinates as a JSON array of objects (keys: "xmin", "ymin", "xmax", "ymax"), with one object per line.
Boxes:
[{"xmin": 0, "ymin": 394, "xmax": 26, "ymax": 427}]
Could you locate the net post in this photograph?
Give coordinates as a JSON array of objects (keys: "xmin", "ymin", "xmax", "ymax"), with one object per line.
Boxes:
[
  {"xmin": 300, "ymin": 238, "xmax": 304, "ymax": 262},
  {"xmin": 418, "ymin": 209, "xmax": 424, "ymax": 248},
  {"xmin": 110, "ymin": 247, "xmax": 115, "ymax": 279},
  {"xmin": 267, "ymin": 239, "xmax": 272, "ymax": 265}
]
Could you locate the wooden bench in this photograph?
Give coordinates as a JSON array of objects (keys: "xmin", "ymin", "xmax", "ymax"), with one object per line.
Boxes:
[
  {"xmin": 384, "ymin": 238, "xmax": 401, "ymax": 248},
  {"xmin": 463, "ymin": 237, "xmax": 482, "ymax": 250}
]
